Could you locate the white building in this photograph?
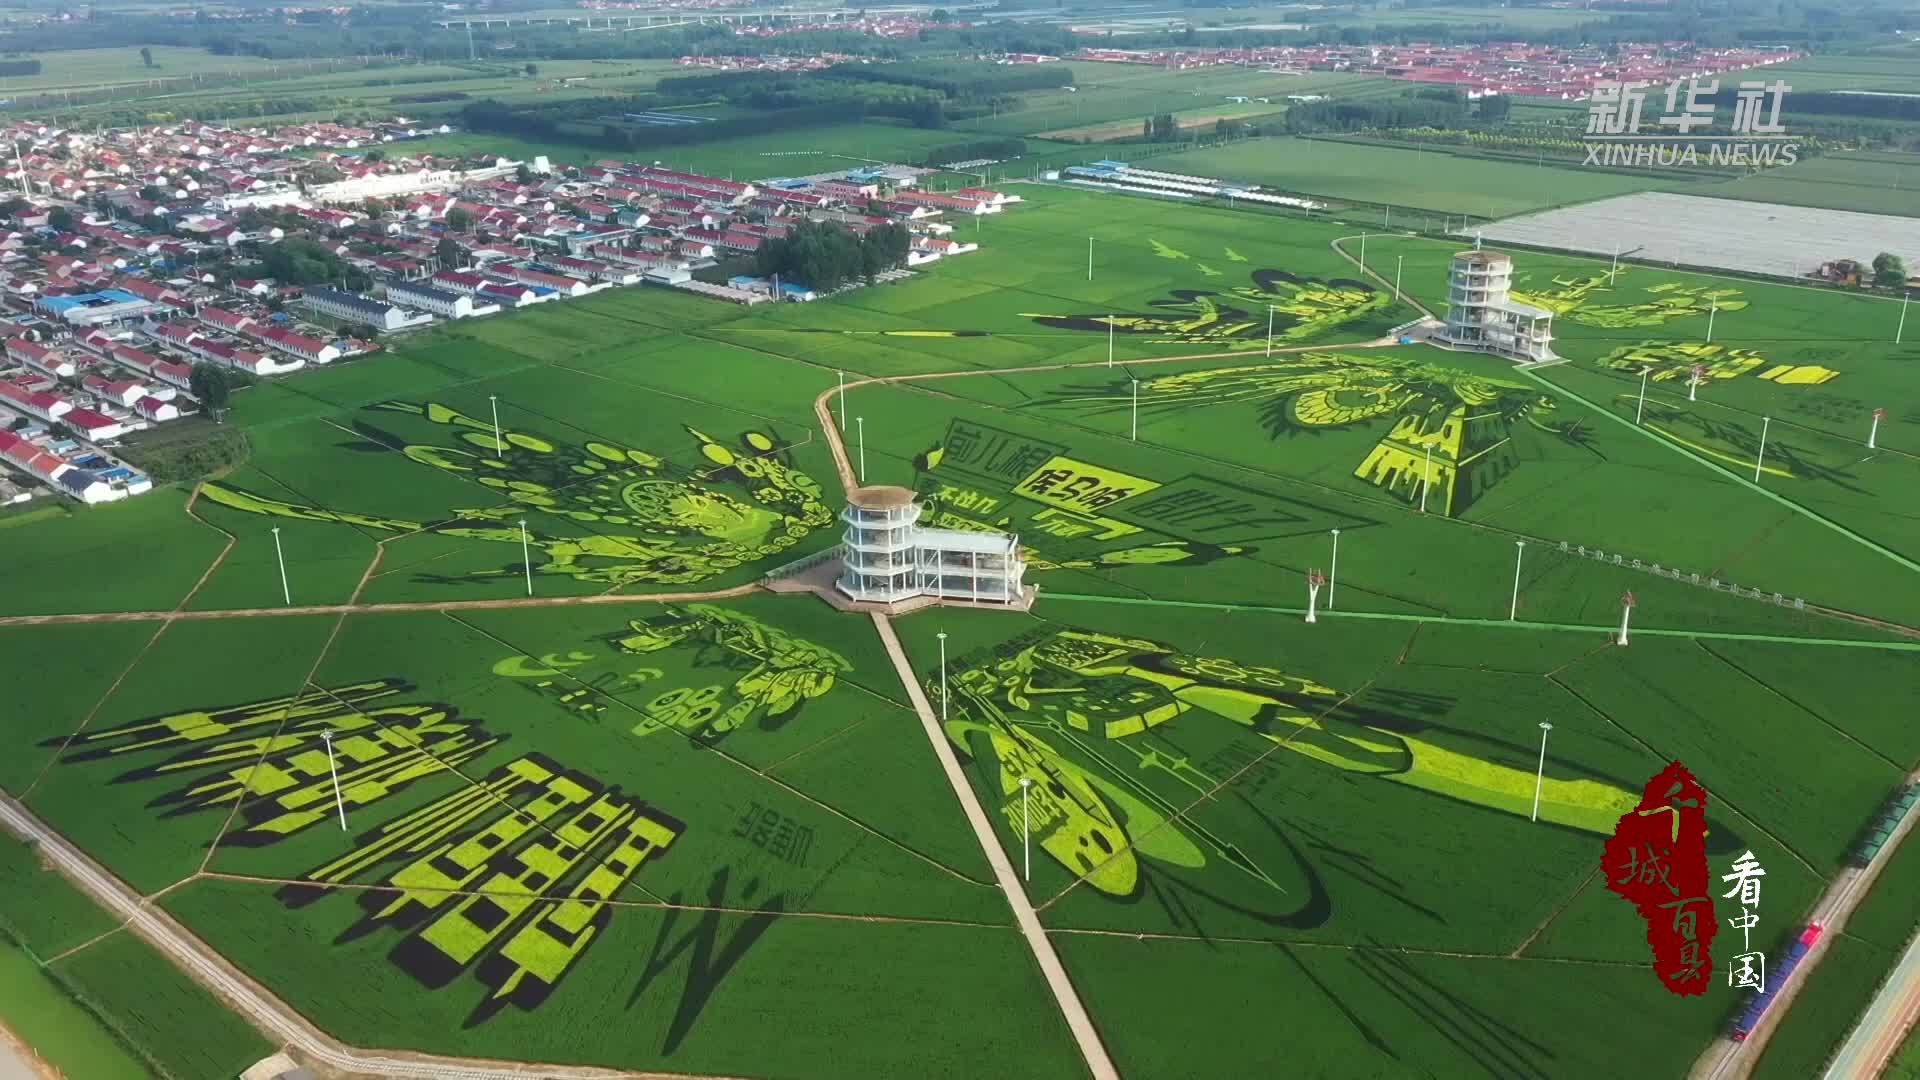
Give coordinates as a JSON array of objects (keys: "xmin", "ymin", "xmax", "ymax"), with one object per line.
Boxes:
[
  {"xmin": 382, "ymin": 279, "xmax": 500, "ymax": 319},
  {"xmin": 836, "ymin": 486, "xmax": 1028, "ymax": 606},
  {"xmin": 301, "ymin": 286, "xmax": 433, "ymax": 332},
  {"xmin": 1434, "ymin": 251, "xmax": 1554, "ymax": 363}
]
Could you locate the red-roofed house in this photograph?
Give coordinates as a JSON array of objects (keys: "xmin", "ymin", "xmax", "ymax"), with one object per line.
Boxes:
[
  {"xmin": 61, "ymin": 407, "xmax": 124, "ymax": 441},
  {"xmin": 256, "ymin": 326, "xmax": 340, "ymax": 365},
  {"xmin": 6, "ymin": 338, "xmax": 75, "ymax": 378}
]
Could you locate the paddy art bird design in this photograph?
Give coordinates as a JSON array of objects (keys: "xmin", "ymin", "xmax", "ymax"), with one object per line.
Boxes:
[
  {"xmin": 200, "ymin": 400, "xmax": 833, "ymax": 587},
  {"xmin": 939, "ymin": 628, "xmax": 1642, "ymax": 902},
  {"xmin": 1038, "ymin": 351, "xmax": 1588, "ymax": 516},
  {"xmin": 1509, "ymin": 271, "xmax": 1748, "ymax": 329}
]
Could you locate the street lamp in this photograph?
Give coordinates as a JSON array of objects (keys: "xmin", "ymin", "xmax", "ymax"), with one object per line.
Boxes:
[{"xmin": 1530, "ymin": 721, "xmax": 1553, "ymax": 822}]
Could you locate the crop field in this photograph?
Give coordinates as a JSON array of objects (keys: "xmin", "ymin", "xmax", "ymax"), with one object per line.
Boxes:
[
  {"xmin": 0, "ymin": 45, "xmax": 281, "ymax": 92},
  {"xmin": 954, "ymin": 64, "xmax": 1398, "ymax": 139},
  {"xmin": 1709, "ymin": 151, "xmax": 1920, "ymax": 218},
  {"xmin": 884, "ymin": 595, "xmax": 1909, "ymax": 1078},
  {"xmin": 1129, "ymin": 136, "xmax": 1672, "ymax": 218},
  {"xmin": 5, "ymin": 182, "xmax": 1920, "ymax": 1077},
  {"xmin": 399, "ymin": 120, "xmax": 1000, "ymax": 176}
]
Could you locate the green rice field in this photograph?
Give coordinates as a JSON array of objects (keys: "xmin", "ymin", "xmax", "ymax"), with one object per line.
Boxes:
[{"xmin": 2, "ymin": 180, "xmax": 1919, "ymax": 1078}]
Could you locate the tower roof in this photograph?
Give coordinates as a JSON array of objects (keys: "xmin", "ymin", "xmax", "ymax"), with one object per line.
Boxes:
[{"xmin": 846, "ymin": 484, "xmax": 916, "ymax": 510}]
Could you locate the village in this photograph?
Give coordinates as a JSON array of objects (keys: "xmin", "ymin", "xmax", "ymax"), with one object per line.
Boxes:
[{"xmin": 0, "ymin": 115, "xmax": 1014, "ymax": 508}]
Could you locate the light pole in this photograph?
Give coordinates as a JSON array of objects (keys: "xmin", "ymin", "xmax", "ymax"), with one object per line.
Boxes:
[
  {"xmin": 1418, "ymin": 442, "xmax": 1434, "ymax": 514},
  {"xmin": 1530, "ymin": 721, "xmax": 1553, "ymax": 822},
  {"xmin": 1753, "ymin": 416, "xmax": 1770, "ymax": 484},
  {"xmin": 1510, "ymin": 540, "xmax": 1524, "ymax": 620},
  {"xmin": 1130, "ymin": 378, "xmax": 1138, "ymax": 441},
  {"xmin": 937, "ymin": 631, "xmax": 948, "ymax": 722},
  {"xmin": 1305, "ymin": 569, "xmax": 1324, "ymax": 624},
  {"xmin": 837, "ymin": 370, "xmax": 846, "ymax": 431},
  {"xmin": 270, "ymin": 526, "xmax": 290, "ymax": 605},
  {"xmin": 856, "ymin": 416, "xmax": 866, "ymax": 482},
  {"xmin": 1869, "ymin": 407, "xmax": 1885, "ymax": 450},
  {"xmin": 1617, "ymin": 591, "xmax": 1635, "ymax": 646},
  {"xmin": 1705, "ymin": 298, "xmax": 1716, "ymax": 344},
  {"xmin": 321, "ymin": 729, "xmax": 348, "ymax": 831},
  {"xmin": 1019, "ymin": 776, "xmax": 1032, "ymax": 882},
  {"xmin": 1266, "ymin": 305, "xmax": 1274, "ymax": 356},
  {"xmin": 1394, "ymin": 255, "xmax": 1403, "ymax": 302},
  {"xmin": 1328, "ymin": 528, "xmax": 1340, "ymax": 610},
  {"xmin": 1635, "ymin": 368, "xmax": 1649, "ymax": 425},
  {"xmin": 519, "ymin": 519, "xmax": 533, "ymax": 595},
  {"xmin": 1087, "ymin": 236, "xmax": 1093, "ymax": 282},
  {"xmin": 1688, "ymin": 364, "xmax": 1703, "ymax": 403},
  {"xmin": 1108, "ymin": 316, "xmax": 1114, "ymax": 367},
  {"xmin": 1899, "ymin": 291, "xmax": 1909, "ymax": 345},
  {"xmin": 489, "ymin": 393, "xmax": 502, "ymax": 453},
  {"xmin": 1358, "ymin": 232, "xmax": 1366, "ymax": 269}
]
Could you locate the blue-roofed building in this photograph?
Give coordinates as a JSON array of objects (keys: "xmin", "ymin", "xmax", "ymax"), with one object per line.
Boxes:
[{"xmin": 34, "ymin": 288, "xmax": 163, "ymax": 327}]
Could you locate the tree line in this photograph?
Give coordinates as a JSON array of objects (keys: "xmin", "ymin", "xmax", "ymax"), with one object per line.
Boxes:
[{"xmin": 754, "ymin": 220, "xmax": 912, "ymax": 294}]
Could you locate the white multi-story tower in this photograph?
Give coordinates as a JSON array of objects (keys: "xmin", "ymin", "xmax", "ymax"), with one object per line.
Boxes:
[
  {"xmin": 836, "ymin": 485, "xmax": 1028, "ymax": 606},
  {"xmin": 1437, "ymin": 251, "xmax": 1555, "ymax": 363},
  {"xmin": 838, "ymin": 485, "xmax": 921, "ymax": 603}
]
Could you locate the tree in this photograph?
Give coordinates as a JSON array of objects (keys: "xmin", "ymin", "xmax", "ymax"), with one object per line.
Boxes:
[
  {"xmin": 524, "ymin": 62, "xmax": 538, "ymax": 77},
  {"xmin": 139, "ymin": 46, "xmax": 154, "ymax": 68},
  {"xmin": 189, "ymin": 361, "xmax": 233, "ymax": 421},
  {"xmin": 1476, "ymin": 94, "xmax": 1512, "ymax": 123},
  {"xmin": 46, "ymin": 206, "xmax": 72, "ymax": 231},
  {"xmin": 446, "ymin": 206, "xmax": 473, "ymax": 232},
  {"xmin": 515, "ymin": 162, "xmax": 534, "ymax": 184},
  {"xmin": 1873, "ymin": 252, "xmax": 1908, "ymax": 289},
  {"xmin": 435, "ymin": 236, "xmax": 464, "ymax": 270}
]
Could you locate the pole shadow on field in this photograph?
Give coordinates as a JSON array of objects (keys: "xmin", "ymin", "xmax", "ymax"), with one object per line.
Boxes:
[{"xmin": 627, "ymin": 865, "xmax": 787, "ymax": 1055}]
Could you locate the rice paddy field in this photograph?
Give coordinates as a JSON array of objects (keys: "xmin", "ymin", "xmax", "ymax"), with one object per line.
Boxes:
[
  {"xmin": 1127, "ymin": 136, "xmax": 1681, "ymax": 219},
  {"xmin": 4, "ymin": 181, "xmax": 1920, "ymax": 1078}
]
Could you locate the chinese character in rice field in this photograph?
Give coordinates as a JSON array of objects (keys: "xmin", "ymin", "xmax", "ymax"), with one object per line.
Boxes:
[
  {"xmin": 199, "ymin": 400, "xmax": 832, "ymax": 588},
  {"xmin": 1020, "ymin": 269, "xmax": 1391, "ymax": 349},
  {"xmin": 1598, "ymin": 341, "xmax": 1839, "ymax": 386},
  {"xmin": 938, "ymin": 627, "xmax": 1642, "ymax": 905},
  {"xmin": 1602, "ymin": 762, "xmax": 1716, "ymax": 995}
]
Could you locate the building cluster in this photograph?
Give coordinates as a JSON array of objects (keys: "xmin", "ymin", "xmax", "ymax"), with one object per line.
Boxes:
[
  {"xmin": 0, "ymin": 111, "xmax": 1023, "ymax": 504},
  {"xmin": 2, "ymin": 116, "xmax": 460, "ymax": 213},
  {"xmin": 1071, "ymin": 42, "xmax": 1801, "ymax": 98},
  {"xmin": 731, "ymin": 16, "xmax": 959, "ymax": 40},
  {"xmin": 671, "ymin": 53, "xmax": 865, "ymax": 73}
]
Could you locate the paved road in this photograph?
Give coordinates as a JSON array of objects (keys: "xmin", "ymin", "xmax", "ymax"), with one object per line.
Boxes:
[
  {"xmin": 0, "ymin": 1031, "xmax": 42, "ymax": 1080},
  {"xmin": 0, "ymin": 797, "xmax": 727, "ymax": 1080},
  {"xmin": 1690, "ymin": 771, "xmax": 1920, "ymax": 1080},
  {"xmin": 870, "ymin": 613, "xmax": 1120, "ymax": 1080},
  {"xmin": 1825, "ymin": 923, "xmax": 1920, "ymax": 1077}
]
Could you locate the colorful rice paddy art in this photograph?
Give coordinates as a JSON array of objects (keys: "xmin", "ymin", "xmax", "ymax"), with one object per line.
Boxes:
[
  {"xmin": 49, "ymin": 681, "xmax": 679, "ymax": 1024},
  {"xmin": 934, "ymin": 626, "xmax": 1644, "ymax": 913},
  {"xmin": 911, "ymin": 417, "xmax": 1374, "ymax": 574},
  {"xmin": 1510, "ymin": 272, "xmax": 1747, "ymax": 329},
  {"xmin": 200, "ymin": 400, "xmax": 832, "ymax": 588},
  {"xmin": 491, "ymin": 603, "xmax": 852, "ymax": 741},
  {"xmin": 1034, "ymin": 352, "xmax": 1590, "ymax": 517},
  {"xmin": 1598, "ymin": 341, "xmax": 1840, "ymax": 386},
  {"xmin": 1022, "ymin": 267, "xmax": 1392, "ymax": 350},
  {"xmin": 44, "ymin": 606, "xmax": 853, "ymax": 1028}
]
